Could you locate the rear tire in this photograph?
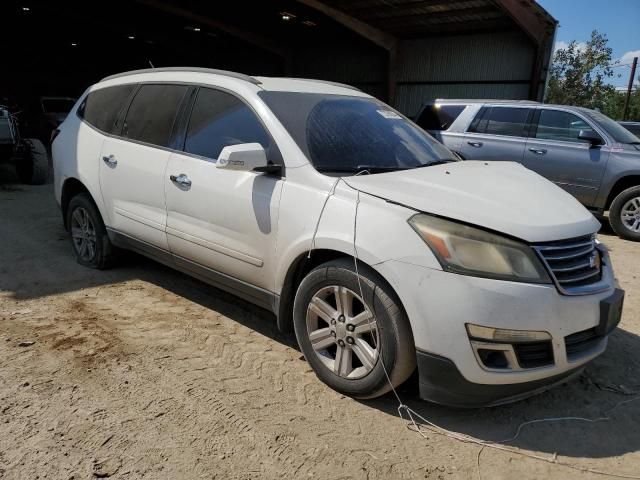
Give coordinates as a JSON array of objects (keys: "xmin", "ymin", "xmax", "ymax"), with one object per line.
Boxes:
[
  {"xmin": 609, "ymin": 186, "xmax": 640, "ymax": 241},
  {"xmin": 293, "ymin": 258, "xmax": 416, "ymax": 399},
  {"xmin": 66, "ymin": 193, "xmax": 116, "ymax": 269},
  {"xmin": 16, "ymin": 138, "xmax": 49, "ymax": 185}
]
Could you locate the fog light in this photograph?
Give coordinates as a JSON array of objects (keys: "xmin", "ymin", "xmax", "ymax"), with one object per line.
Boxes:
[
  {"xmin": 466, "ymin": 324, "xmax": 551, "ymax": 343},
  {"xmin": 477, "ymin": 349, "xmax": 509, "ymax": 369}
]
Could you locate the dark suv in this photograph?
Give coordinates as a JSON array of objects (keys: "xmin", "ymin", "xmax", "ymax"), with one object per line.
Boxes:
[{"xmin": 416, "ymin": 100, "xmax": 640, "ymax": 241}]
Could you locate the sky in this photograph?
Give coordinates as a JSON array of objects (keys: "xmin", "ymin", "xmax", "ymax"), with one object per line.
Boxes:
[{"xmin": 537, "ymin": 0, "xmax": 640, "ymax": 88}]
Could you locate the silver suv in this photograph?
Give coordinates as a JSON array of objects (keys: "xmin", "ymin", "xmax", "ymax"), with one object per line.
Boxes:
[{"xmin": 416, "ymin": 100, "xmax": 640, "ymax": 241}]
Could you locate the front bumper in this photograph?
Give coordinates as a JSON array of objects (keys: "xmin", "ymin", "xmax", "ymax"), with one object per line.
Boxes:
[
  {"xmin": 374, "ymin": 249, "xmax": 621, "ymax": 405},
  {"xmin": 416, "ymin": 350, "xmax": 584, "ymax": 407}
]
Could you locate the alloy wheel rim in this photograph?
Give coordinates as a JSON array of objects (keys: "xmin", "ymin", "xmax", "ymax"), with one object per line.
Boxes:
[
  {"xmin": 621, "ymin": 197, "xmax": 640, "ymax": 233},
  {"xmin": 306, "ymin": 285, "xmax": 379, "ymax": 379},
  {"xmin": 71, "ymin": 207, "xmax": 97, "ymax": 261}
]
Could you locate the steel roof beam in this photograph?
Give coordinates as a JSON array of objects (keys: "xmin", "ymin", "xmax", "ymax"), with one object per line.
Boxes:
[
  {"xmin": 294, "ymin": 0, "xmax": 398, "ymax": 51},
  {"xmin": 493, "ymin": 0, "xmax": 557, "ymax": 101},
  {"xmin": 134, "ymin": 0, "xmax": 291, "ymax": 59}
]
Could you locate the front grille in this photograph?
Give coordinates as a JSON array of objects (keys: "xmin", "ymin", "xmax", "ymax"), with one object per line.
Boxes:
[
  {"xmin": 513, "ymin": 341, "xmax": 554, "ymax": 368},
  {"xmin": 565, "ymin": 328, "xmax": 602, "ymax": 359},
  {"xmin": 534, "ymin": 235, "xmax": 602, "ymax": 294}
]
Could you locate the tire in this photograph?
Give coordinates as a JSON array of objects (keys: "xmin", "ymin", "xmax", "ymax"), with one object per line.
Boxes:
[
  {"xmin": 293, "ymin": 258, "xmax": 416, "ymax": 399},
  {"xmin": 16, "ymin": 138, "xmax": 49, "ymax": 185},
  {"xmin": 66, "ymin": 193, "xmax": 116, "ymax": 269},
  {"xmin": 609, "ymin": 186, "xmax": 640, "ymax": 241}
]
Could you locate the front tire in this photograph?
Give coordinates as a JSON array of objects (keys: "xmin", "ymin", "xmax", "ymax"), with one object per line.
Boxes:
[
  {"xmin": 66, "ymin": 193, "xmax": 116, "ymax": 269},
  {"xmin": 293, "ymin": 258, "xmax": 415, "ymax": 399},
  {"xmin": 609, "ymin": 186, "xmax": 640, "ymax": 241}
]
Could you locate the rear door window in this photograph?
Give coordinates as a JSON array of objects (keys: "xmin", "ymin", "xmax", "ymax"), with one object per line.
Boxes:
[
  {"xmin": 534, "ymin": 109, "xmax": 592, "ymax": 143},
  {"xmin": 123, "ymin": 84, "xmax": 189, "ymax": 148},
  {"xmin": 416, "ymin": 104, "xmax": 465, "ymax": 131},
  {"xmin": 468, "ymin": 106, "xmax": 531, "ymax": 137},
  {"xmin": 79, "ymin": 85, "xmax": 136, "ymax": 134},
  {"xmin": 183, "ymin": 87, "xmax": 272, "ymax": 160}
]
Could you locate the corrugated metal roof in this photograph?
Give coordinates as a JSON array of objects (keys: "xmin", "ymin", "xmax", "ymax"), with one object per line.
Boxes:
[{"xmin": 320, "ymin": 0, "xmax": 553, "ymax": 37}]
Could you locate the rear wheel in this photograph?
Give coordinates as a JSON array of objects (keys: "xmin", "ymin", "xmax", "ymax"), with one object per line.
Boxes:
[
  {"xmin": 293, "ymin": 258, "xmax": 415, "ymax": 399},
  {"xmin": 16, "ymin": 138, "xmax": 48, "ymax": 185},
  {"xmin": 609, "ymin": 186, "xmax": 640, "ymax": 241},
  {"xmin": 66, "ymin": 193, "xmax": 116, "ymax": 269}
]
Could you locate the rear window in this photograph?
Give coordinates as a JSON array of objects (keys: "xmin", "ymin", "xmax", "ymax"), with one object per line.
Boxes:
[
  {"xmin": 621, "ymin": 123, "xmax": 640, "ymax": 137},
  {"xmin": 79, "ymin": 85, "xmax": 136, "ymax": 134},
  {"xmin": 42, "ymin": 98, "xmax": 76, "ymax": 114},
  {"xmin": 0, "ymin": 118, "xmax": 13, "ymax": 143},
  {"xmin": 122, "ymin": 84, "xmax": 188, "ymax": 148},
  {"xmin": 416, "ymin": 104, "xmax": 465, "ymax": 131},
  {"xmin": 469, "ymin": 106, "xmax": 531, "ymax": 137}
]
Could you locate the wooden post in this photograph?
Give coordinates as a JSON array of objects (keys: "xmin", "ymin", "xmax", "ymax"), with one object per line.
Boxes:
[{"xmin": 623, "ymin": 57, "xmax": 638, "ymax": 121}]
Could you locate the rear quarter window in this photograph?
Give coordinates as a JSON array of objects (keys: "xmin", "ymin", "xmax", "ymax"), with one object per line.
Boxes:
[{"xmin": 79, "ymin": 85, "xmax": 136, "ymax": 134}]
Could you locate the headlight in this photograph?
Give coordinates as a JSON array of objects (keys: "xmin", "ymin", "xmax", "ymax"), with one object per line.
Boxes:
[{"xmin": 408, "ymin": 214, "xmax": 551, "ymax": 283}]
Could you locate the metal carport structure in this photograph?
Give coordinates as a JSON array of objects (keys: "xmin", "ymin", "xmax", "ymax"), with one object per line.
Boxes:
[{"xmin": 2, "ymin": 0, "xmax": 556, "ymax": 116}]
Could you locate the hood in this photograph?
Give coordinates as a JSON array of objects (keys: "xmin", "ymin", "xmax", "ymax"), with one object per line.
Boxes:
[{"xmin": 346, "ymin": 161, "xmax": 599, "ymax": 243}]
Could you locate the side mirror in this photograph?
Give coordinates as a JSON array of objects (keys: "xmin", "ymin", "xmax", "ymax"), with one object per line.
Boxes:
[
  {"xmin": 216, "ymin": 143, "xmax": 282, "ymax": 174},
  {"xmin": 578, "ymin": 129, "xmax": 603, "ymax": 146}
]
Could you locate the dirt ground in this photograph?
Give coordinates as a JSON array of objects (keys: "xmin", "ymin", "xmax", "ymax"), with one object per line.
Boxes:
[{"xmin": 1, "ymin": 166, "xmax": 639, "ymax": 480}]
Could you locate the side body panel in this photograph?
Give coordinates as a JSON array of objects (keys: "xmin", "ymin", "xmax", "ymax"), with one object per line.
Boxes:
[
  {"xmin": 164, "ymin": 151, "xmax": 283, "ymax": 291},
  {"xmin": 99, "ymin": 137, "xmax": 170, "ymax": 250},
  {"xmin": 523, "ymin": 107, "xmax": 612, "ymax": 207},
  {"xmin": 52, "ymin": 109, "xmax": 107, "ymax": 218}
]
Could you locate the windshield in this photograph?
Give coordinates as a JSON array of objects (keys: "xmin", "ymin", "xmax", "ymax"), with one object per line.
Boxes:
[
  {"xmin": 258, "ymin": 91, "xmax": 457, "ymax": 174},
  {"xmin": 584, "ymin": 110, "xmax": 640, "ymax": 144}
]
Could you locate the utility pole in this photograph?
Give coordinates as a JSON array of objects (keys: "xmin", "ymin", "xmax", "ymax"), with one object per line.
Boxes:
[{"xmin": 623, "ymin": 56, "xmax": 638, "ymax": 121}]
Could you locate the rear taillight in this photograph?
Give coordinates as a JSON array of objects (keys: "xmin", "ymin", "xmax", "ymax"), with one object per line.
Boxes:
[{"xmin": 51, "ymin": 128, "xmax": 61, "ymax": 144}]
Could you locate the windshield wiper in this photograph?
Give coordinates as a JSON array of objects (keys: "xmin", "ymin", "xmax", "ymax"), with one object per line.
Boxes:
[
  {"xmin": 315, "ymin": 165, "xmax": 406, "ymax": 174},
  {"xmin": 315, "ymin": 160, "xmax": 457, "ymax": 174},
  {"xmin": 423, "ymin": 159, "xmax": 457, "ymax": 167}
]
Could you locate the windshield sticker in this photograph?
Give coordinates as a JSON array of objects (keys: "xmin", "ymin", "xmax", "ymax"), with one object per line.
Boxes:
[{"xmin": 377, "ymin": 110, "xmax": 402, "ymax": 120}]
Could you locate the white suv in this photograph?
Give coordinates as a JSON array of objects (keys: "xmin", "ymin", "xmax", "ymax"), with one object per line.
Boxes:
[{"xmin": 53, "ymin": 68, "xmax": 624, "ymax": 407}]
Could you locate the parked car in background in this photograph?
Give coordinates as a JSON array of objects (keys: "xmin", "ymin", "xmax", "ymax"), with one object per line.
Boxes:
[
  {"xmin": 0, "ymin": 105, "xmax": 49, "ymax": 184},
  {"xmin": 416, "ymin": 100, "xmax": 640, "ymax": 241},
  {"xmin": 22, "ymin": 96, "xmax": 76, "ymax": 146},
  {"xmin": 619, "ymin": 121, "xmax": 640, "ymax": 137},
  {"xmin": 53, "ymin": 68, "xmax": 623, "ymax": 407}
]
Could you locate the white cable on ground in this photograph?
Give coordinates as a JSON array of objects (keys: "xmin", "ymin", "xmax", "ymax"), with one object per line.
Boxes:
[{"xmin": 311, "ymin": 176, "xmax": 640, "ymax": 480}]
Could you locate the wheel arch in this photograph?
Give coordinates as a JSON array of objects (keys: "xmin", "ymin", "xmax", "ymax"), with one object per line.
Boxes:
[
  {"xmin": 605, "ymin": 175, "xmax": 640, "ymax": 210},
  {"xmin": 276, "ymin": 248, "xmax": 411, "ymax": 339},
  {"xmin": 61, "ymin": 177, "xmax": 98, "ymax": 230}
]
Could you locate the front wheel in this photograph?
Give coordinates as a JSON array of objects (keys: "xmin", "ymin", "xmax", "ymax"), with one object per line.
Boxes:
[
  {"xmin": 609, "ymin": 186, "xmax": 640, "ymax": 241},
  {"xmin": 293, "ymin": 258, "xmax": 416, "ymax": 399}
]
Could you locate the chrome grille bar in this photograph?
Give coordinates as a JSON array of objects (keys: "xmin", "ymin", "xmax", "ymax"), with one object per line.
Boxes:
[{"xmin": 533, "ymin": 235, "xmax": 605, "ymax": 295}]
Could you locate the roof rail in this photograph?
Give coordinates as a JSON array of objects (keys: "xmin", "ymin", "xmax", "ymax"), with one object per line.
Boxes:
[
  {"xmin": 433, "ymin": 98, "xmax": 540, "ymax": 104},
  {"xmin": 100, "ymin": 67, "xmax": 261, "ymax": 85},
  {"xmin": 269, "ymin": 77, "xmax": 361, "ymax": 92}
]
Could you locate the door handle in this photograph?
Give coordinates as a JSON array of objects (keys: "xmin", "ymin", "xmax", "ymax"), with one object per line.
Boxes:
[
  {"xmin": 528, "ymin": 148, "xmax": 547, "ymax": 155},
  {"xmin": 467, "ymin": 141, "xmax": 483, "ymax": 148},
  {"xmin": 170, "ymin": 173, "xmax": 192, "ymax": 188},
  {"xmin": 102, "ymin": 154, "xmax": 117, "ymax": 166}
]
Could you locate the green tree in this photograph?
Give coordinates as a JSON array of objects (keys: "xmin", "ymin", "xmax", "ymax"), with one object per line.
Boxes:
[{"xmin": 546, "ymin": 30, "xmax": 617, "ymax": 112}]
